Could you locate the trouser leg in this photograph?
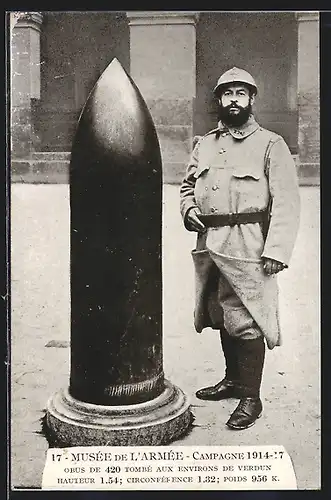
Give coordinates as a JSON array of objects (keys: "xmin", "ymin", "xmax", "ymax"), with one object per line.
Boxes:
[
  {"xmin": 196, "ymin": 268, "xmax": 265, "ymax": 404},
  {"xmin": 226, "ymin": 336, "xmax": 265, "ymax": 430},
  {"xmin": 213, "ymin": 271, "xmax": 266, "ymax": 428},
  {"xmin": 218, "ymin": 271, "xmax": 262, "ymax": 341}
]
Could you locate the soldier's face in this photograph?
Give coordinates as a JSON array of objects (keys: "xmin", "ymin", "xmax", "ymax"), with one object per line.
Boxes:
[
  {"xmin": 219, "ymin": 85, "xmax": 253, "ymax": 111},
  {"xmin": 218, "ymin": 84, "xmax": 254, "ymax": 126}
]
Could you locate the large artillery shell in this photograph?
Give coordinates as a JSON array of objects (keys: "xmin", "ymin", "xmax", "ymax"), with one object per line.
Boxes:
[{"xmin": 69, "ymin": 59, "xmax": 163, "ymax": 405}]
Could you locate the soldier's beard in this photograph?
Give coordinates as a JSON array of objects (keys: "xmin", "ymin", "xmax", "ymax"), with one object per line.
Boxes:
[{"xmin": 218, "ymin": 102, "xmax": 252, "ymax": 127}]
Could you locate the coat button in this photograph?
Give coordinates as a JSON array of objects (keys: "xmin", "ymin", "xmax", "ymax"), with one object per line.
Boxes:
[
  {"xmin": 212, "ymin": 185, "xmax": 219, "ymax": 191},
  {"xmin": 205, "ymin": 186, "xmax": 208, "ymax": 191},
  {"xmin": 219, "ymin": 148, "xmax": 226, "ymax": 154},
  {"xmin": 210, "ymin": 207, "xmax": 218, "ymax": 213}
]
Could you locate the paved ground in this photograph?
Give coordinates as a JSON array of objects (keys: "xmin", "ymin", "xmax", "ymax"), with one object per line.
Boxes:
[{"xmin": 10, "ymin": 183, "xmax": 320, "ymax": 490}]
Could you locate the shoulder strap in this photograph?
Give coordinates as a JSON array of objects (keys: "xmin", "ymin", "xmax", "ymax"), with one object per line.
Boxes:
[
  {"xmin": 192, "ymin": 128, "xmax": 219, "ymax": 150},
  {"xmin": 263, "ymin": 136, "xmax": 280, "ymax": 178}
]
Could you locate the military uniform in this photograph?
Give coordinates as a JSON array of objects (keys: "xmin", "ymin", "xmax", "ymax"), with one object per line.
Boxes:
[
  {"xmin": 180, "ymin": 114, "xmax": 300, "ymax": 348},
  {"xmin": 179, "ymin": 67, "xmax": 300, "ymax": 429}
]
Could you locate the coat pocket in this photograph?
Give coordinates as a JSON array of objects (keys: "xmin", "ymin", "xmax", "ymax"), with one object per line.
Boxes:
[
  {"xmin": 231, "ymin": 169, "xmax": 261, "ymax": 196},
  {"xmin": 191, "ymin": 249, "xmax": 224, "ymax": 333},
  {"xmin": 230, "ymin": 168, "xmax": 265, "ymax": 213},
  {"xmin": 232, "ymin": 169, "xmax": 260, "ymax": 181}
]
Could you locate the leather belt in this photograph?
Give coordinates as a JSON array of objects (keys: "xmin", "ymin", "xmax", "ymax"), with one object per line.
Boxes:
[{"xmin": 198, "ymin": 211, "xmax": 266, "ymax": 228}]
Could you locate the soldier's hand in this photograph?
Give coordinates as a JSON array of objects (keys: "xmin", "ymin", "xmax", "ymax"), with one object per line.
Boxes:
[
  {"xmin": 262, "ymin": 257, "xmax": 286, "ymax": 275},
  {"xmin": 186, "ymin": 207, "xmax": 206, "ymax": 233}
]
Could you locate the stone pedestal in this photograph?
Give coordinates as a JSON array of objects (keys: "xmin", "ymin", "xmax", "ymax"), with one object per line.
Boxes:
[
  {"xmin": 47, "ymin": 382, "xmax": 191, "ymax": 446},
  {"xmin": 46, "ymin": 59, "xmax": 192, "ymax": 446},
  {"xmin": 296, "ymin": 12, "xmax": 320, "ymax": 184},
  {"xmin": 127, "ymin": 12, "xmax": 199, "ymax": 183}
]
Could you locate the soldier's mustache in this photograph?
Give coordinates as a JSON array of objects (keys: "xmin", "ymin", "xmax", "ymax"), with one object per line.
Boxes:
[{"xmin": 225, "ymin": 103, "xmax": 244, "ymax": 110}]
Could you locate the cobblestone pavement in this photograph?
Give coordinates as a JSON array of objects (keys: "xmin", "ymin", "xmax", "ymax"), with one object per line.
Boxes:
[{"xmin": 10, "ymin": 184, "xmax": 320, "ymax": 489}]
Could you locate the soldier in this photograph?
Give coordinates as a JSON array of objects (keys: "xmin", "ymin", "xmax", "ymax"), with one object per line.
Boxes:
[{"xmin": 180, "ymin": 67, "xmax": 300, "ymax": 430}]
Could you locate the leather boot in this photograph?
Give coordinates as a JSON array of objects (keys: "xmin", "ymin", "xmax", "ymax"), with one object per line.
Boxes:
[
  {"xmin": 196, "ymin": 328, "xmax": 238, "ymax": 401},
  {"xmin": 226, "ymin": 336, "xmax": 265, "ymax": 429}
]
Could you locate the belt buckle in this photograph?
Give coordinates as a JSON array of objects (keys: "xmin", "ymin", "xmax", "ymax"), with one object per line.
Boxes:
[{"xmin": 228, "ymin": 213, "xmax": 236, "ymax": 227}]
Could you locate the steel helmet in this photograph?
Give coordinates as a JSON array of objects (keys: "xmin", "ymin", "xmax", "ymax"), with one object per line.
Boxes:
[{"xmin": 213, "ymin": 67, "xmax": 258, "ymax": 96}]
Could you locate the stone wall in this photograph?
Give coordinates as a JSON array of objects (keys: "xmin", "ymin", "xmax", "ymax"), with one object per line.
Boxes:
[{"xmin": 10, "ymin": 11, "xmax": 319, "ymax": 185}]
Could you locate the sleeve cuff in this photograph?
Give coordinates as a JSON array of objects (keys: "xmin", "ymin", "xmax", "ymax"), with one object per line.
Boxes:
[
  {"xmin": 261, "ymin": 250, "xmax": 289, "ymax": 268},
  {"xmin": 183, "ymin": 205, "xmax": 198, "ymax": 231}
]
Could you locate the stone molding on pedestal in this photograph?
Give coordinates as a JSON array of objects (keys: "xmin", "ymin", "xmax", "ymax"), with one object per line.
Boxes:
[
  {"xmin": 127, "ymin": 11, "xmax": 200, "ymax": 25},
  {"xmin": 47, "ymin": 380, "xmax": 191, "ymax": 446},
  {"xmin": 12, "ymin": 11, "xmax": 43, "ymax": 32},
  {"xmin": 295, "ymin": 12, "xmax": 319, "ymax": 23}
]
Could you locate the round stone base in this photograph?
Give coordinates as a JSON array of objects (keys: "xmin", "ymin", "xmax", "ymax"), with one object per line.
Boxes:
[{"xmin": 46, "ymin": 379, "xmax": 192, "ymax": 446}]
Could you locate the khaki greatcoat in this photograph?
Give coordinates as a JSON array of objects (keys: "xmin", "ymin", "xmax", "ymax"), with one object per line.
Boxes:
[{"xmin": 180, "ymin": 116, "xmax": 300, "ymax": 349}]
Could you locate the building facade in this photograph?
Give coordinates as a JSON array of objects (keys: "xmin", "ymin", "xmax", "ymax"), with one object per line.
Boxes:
[{"xmin": 10, "ymin": 11, "xmax": 319, "ymax": 185}]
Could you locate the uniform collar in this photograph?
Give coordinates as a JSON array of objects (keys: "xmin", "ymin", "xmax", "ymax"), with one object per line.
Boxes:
[{"xmin": 218, "ymin": 114, "xmax": 260, "ymax": 140}]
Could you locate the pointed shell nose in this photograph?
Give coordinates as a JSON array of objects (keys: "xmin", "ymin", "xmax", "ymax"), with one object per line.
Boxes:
[{"xmin": 76, "ymin": 58, "xmax": 161, "ymax": 162}]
